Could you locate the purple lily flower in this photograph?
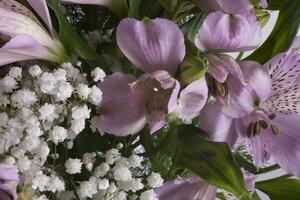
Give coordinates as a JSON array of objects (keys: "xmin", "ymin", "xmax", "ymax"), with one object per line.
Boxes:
[
  {"xmin": 193, "ymin": 0, "xmax": 261, "ymax": 84},
  {"xmin": 0, "ymin": 164, "xmax": 19, "ymax": 200},
  {"xmin": 200, "ymin": 50, "xmax": 300, "ymax": 177},
  {"xmin": 0, "ymin": 0, "xmax": 67, "ymax": 66},
  {"xmin": 98, "ymin": 18, "xmax": 208, "ymax": 136},
  {"xmin": 155, "ymin": 170, "xmax": 254, "ymax": 200}
]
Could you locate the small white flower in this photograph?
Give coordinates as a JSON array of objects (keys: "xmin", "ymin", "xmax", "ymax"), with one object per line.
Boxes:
[
  {"xmin": 94, "ymin": 162, "xmax": 110, "ymax": 177},
  {"xmin": 83, "ymin": 152, "xmax": 97, "ymax": 171},
  {"xmin": 39, "ymin": 72, "xmax": 57, "ymax": 94},
  {"xmin": 55, "ymin": 82, "xmax": 74, "ymax": 101},
  {"xmin": 17, "ymin": 156, "xmax": 31, "ymax": 172},
  {"xmin": 29, "ymin": 65, "xmax": 42, "ymax": 77},
  {"xmin": 32, "ymin": 172, "xmax": 50, "ymax": 191},
  {"xmin": 4, "ymin": 156, "xmax": 15, "ymax": 165},
  {"xmin": 140, "ymin": 189, "xmax": 158, "ymax": 200},
  {"xmin": 65, "ymin": 158, "xmax": 83, "ymax": 174},
  {"xmin": 47, "ymin": 175, "xmax": 65, "ymax": 193},
  {"xmin": 0, "ymin": 113, "xmax": 8, "ymax": 127},
  {"xmin": 90, "ymin": 116, "xmax": 104, "ymax": 135},
  {"xmin": 9, "ymin": 67, "xmax": 22, "ymax": 79},
  {"xmin": 88, "ymin": 85, "xmax": 102, "ymax": 105},
  {"xmin": 1, "ymin": 76, "xmax": 18, "ymax": 92},
  {"xmin": 76, "ymin": 84, "xmax": 91, "ymax": 99},
  {"xmin": 10, "ymin": 89, "xmax": 37, "ymax": 108},
  {"xmin": 33, "ymin": 195, "xmax": 49, "ymax": 200},
  {"xmin": 113, "ymin": 191, "xmax": 127, "ymax": 200},
  {"xmin": 70, "ymin": 119, "xmax": 86, "ymax": 135},
  {"xmin": 78, "ymin": 180, "xmax": 98, "ymax": 199},
  {"xmin": 119, "ymin": 178, "xmax": 144, "ymax": 192},
  {"xmin": 72, "ymin": 105, "xmax": 91, "ymax": 120},
  {"xmin": 98, "ymin": 178, "xmax": 110, "ymax": 190},
  {"xmin": 113, "ymin": 165, "xmax": 132, "ymax": 182},
  {"xmin": 39, "ymin": 103, "xmax": 58, "ymax": 122},
  {"xmin": 0, "ymin": 93, "xmax": 9, "ymax": 107},
  {"xmin": 128, "ymin": 154, "xmax": 143, "ymax": 168},
  {"xmin": 91, "ymin": 67, "xmax": 106, "ymax": 82},
  {"xmin": 50, "ymin": 126, "xmax": 68, "ymax": 144},
  {"xmin": 147, "ymin": 172, "xmax": 164, "ymax": 188},
  {"xmin": 105, "ymin": 148, "xmax": 121, "ymax": 165},
  {"xmin": 53, "ymin": 68, "xmax": 67, "ymax": 82}
]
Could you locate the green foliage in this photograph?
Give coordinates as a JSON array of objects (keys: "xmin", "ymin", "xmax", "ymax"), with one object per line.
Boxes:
[
  {"xmin": 47, "ymin": 0, "xmax": 99, "ymax": 60},
  {"xmin": 246, "ymin": 0, "xmax": 300, "ymax": 63},
  {"xmin": 128, "ymin": 0, "xmax": 142, "ymax": 18},
  {"xmin": 256, "ymin": 175, "xmax": 300, "ymax": 200}
]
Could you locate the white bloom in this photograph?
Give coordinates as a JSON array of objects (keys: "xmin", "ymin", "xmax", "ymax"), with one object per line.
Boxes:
[
  {"xmin": 4, "ymin": 156, "xmax": 15, "ymax": 165},
  {"xmin": 53, "ymin": 68, "xmax": 67, "ymax": 82},
  {"xmin": 29, "ymin": 65, "xmax": 42, "ymax": 77},
  {"xmin": 105, "ymin": 148, "xmax": 121, "ymax": 165},
  {"xmin": 26, "ymin": 126, "xmax": 43, "ymax": 138},
  {"xmin": 94, "ymin": 162, "xmax": 110, "ymax": 177},
  {"xmin": 83, "ymin": 152, "xmax": 97, "ymax": 171},
  {"xmin": 128, "ymin": 154, "xmax": 143, "ymax": 168},
  {"xmin": 34, "ymin": 141, "xmax": 50, "ymax": 161},
  {"xmin": 39, "ymin": 103, "xmax": 58, "ymax": 122},
  {"xmin": 76, "ymin": 84, "xmax": 91, "ymax": 99},
  {"xmin": 98, "ymin": 178, "xmax": 110, "ymax": 190},
  {"xmin": 70, "ymin": 119, "xmax": 86, "ymax": 135},
  {"xmin": 10, "ymin": 89, "xmax": 37, "ymax": 108},
  {"xmin": 65, "ymin": 158, "xmax": 83, "ymax": 174},
  {"xmin": 91, "ymin": 67, "xmax": 106, "ymax": 82},
  {"xmin": 39, "ymin": 72, "xmax": 57, "ymax": 94},
  {"xmin": 107, "ymin": 182, "xmax": 117, "ymax": 194},
  {"xmin": 17, "ymin": 156, "xmax": 31, "ymax": 172},
  {"xmin": 33, "ymin": 195, "xmax": 49, "ymax": 200},
  {"xmin": 32, "ymin": 172, "xmax": 49, "ymax": 191},
  {"xmin": 50, "ymin": 126, "xmax": 68, "ymax": 144},
  {"xmin": 140, "ymin": 189, "xmax": 158, "ymax": 200},
  {"xmin": 147, "ymin": 172, "xmax": 164, "ymax": 188},
  {"xmin": 88, "ymin": 85, "xmax": 102, "ymax": 105},
  {"xmin": 1, "ymin": 76, "xmax": 18, "ymax": 92},
  {"xmin": 78, "ymin": 180, "xmax": 98, "ymax": 199},
  {"xmin": 0, "ymin": 113, "xmax": 8, "ymax": 127},
  {"xmin": 61, "ymin": 62, "xmax": 85, "ymax": 83},
  {"xmin": 119, "ymin": 178, "xmax": 144, "ymax": 192},
  {"xmin": 112, "ymin": 191, "xmax": 127, "ymax": 200},
  {"xmin": 0, "ymin": 93, "xmax": 9, "ymax": 107},
  {"xmin": 72, "ymin": 105, "xmax": 90, "ymax": 120},
  {"xmin": 47, "ymin": 175, "xmax": 65, "ymax": 193},
  {"xmin": 113, "ymin": 165, "xmax": 132, "ymax": 182},
  {"xmin": 9, "ymin": 67, "xmax": 22, "ymax": 79},
  {"xmin": 55, "ymin": 82, "xmax": 74, "ymax": 101},
  {"xmin": 90, "ymin": 116, "xmax": 103, "ymax": 135}
]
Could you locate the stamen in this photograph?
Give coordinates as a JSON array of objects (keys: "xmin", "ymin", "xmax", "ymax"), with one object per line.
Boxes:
[
  {"xmin": 271, "ymin": 124, "xmax": 280, "ymax": 135},
  {"xmin": 259, "ymin": 120, "xmax": 268, "ymax": 129}
]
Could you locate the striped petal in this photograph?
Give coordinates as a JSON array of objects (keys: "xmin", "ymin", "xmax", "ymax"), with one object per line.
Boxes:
[{"xmin": 117, "ymin": 18, "xmax": 185, "ymax": 75}]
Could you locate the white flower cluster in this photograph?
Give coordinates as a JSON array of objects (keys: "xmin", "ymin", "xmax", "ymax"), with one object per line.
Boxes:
[
  {"xmin": 0, "ymin": 64, "xmax": 105, "ymax": 199},
  {"xmin": 60, "ymin": 145, "xmax": 164, "ymax": 200}
]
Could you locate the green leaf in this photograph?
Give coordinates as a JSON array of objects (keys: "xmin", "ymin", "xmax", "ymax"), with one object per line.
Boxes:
[
  {"xmin": 47, "ymin": 0, "xmax": 99, "ymax": 60},
  {"xmin": 246, "ymin": 0, "xmax": 300, "ymax": 63},
  {"xmin": 256, "ymin": 176, "xmax": 300, "ymax": 200},
  {"xmin": 187, "ymin": 12, "xmax": 207, "ymax": 43},
  {"xmin": 169, "ymin": 125, "xmax": 250, "ymax": 199},
  {"xmin": 157, "ymin": 0, "xmax": 177, "ymax": 11},
  {"xmin": 128, "ymin": 0, "xmax": 142, "ymax": 18}
]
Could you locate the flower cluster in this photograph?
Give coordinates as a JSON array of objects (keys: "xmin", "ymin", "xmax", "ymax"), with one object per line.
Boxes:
[{"xmin": 0, "ymin": 63, "xmax": 104, "ymax": 199}]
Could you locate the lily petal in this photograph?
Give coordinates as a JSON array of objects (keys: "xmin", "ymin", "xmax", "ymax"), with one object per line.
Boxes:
[
  {"xmin": 99, "ymin": 72, "xmax": 147, "ymax": 136},
  {"xmin": 199, "ymin": 104, "xmax": 238, "ymax": 147},
  {"xmin": 155, "ymin": 177, "xmax": 217, "ymax": 200},
  {"xmin": 0, "ymin": 34, "xmax": 61, "ymax": 65},
  {"xmin": 192, "ymin": 0, "xmax": 254, "ymax": 15},
  {"xmin": 195, "ymin": 11, "xmax": 261, "ymax": 53},
  {"xmin": 206, "ymin": 54, "xmax": 244, "ymax": 83},
  {"xmin": 177, "ymin": 77, "xmax": 208, "ymax": 121},
  {"xmin": 235, "ymin": 114, "xmax": 275, "ymax": 166},
  {"xmin": 221, "ymin": 61, "xmax": 272, "ymax": 118},
  {"xmin": 27, "ymin": 0, "xmax": 54, "ymax": 34},
  {"xmin": 272, "ymin": 113, "xmax": 300, "ymax": 177},
  {"xmin": 117, "ymin": 18, "xmax": 185, "ymax": 74}
]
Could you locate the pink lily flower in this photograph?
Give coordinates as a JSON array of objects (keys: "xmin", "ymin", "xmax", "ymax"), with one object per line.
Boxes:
[
  {"xmin": 200, "ymin": 50, "xmax": 300, "ymax": 177},
  {"xmin": 0, "ymin": 164, "xmax": 20, "ymax": 200},
  {"xmin": 98, "ymin": 18, "xmax": 208, "ymax": 136},
  {"xmin": 0, "ymin": 0, "xmax": 67, "ymax": 66},
  {"xmin": 194, "ymin": 0, "xmax": 262, "ymax": 83}
]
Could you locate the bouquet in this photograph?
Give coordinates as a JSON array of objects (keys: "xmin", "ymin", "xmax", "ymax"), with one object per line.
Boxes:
[{"xmin": 0, "ymin": 0, "xmax": 300, "ymax": 199}]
